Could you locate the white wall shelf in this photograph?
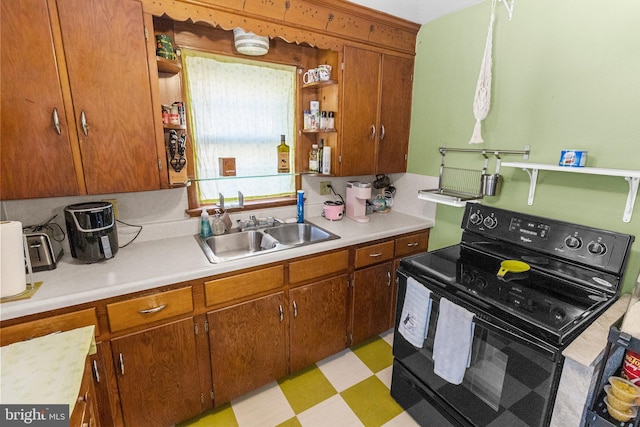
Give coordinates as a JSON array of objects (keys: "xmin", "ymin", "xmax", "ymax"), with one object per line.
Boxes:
[{"xmin": 502, "ymin": 162, "xmax": 640, "ymax": 222}]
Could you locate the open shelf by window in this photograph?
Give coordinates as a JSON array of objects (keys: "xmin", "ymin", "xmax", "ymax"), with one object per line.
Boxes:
[
  {"xmin": 302, "ymin": 80, "xmax": 337, "ymax": 89},
  {"xmin": 157, "ymin": 56, "xmax": 181, "ymax": 74}
]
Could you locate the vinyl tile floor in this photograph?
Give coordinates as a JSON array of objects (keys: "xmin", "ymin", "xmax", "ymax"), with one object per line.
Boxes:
[{"xmin": 179, "ymin": 329, "xmax": 420, "ymax": 427}]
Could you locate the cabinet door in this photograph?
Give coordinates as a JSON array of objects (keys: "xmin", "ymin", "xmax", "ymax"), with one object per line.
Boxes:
[
  {"xmin": 208, "ymin": 292, "xmax": 288, "ymax": 406},
  {"xmin": 111, "ymin": 318, "xmax": 203, "ymax": 426},
  {"xmin": 0, "ymin": 0, "xmax": 79, "ymax": 199},
  {"xmin": 351, "ymin": 261, "xmax": 394, "ymax": 345},
  {"xmin": 289, "ymin": 275, "xmax": 348, "ymax": 372},
  {"xmin": 340, "ymin": 46, "xmax": 381, "ymax": 176},
  {"xmin": 56, "ymin": 0, "xmax": 160, "ymax": 194},
  {"xmin": 377, "ymin": 55, "xmax": 414, "ymax": 174}
]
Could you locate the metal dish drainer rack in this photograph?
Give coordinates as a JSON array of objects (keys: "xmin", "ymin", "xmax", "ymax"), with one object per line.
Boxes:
[{"xmin": 418, "ymin": 146, "xmax": 530, "ymax": 207}]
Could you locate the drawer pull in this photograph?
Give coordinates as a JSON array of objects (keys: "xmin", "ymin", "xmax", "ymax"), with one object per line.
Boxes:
[
  {"xmin": 139, "ymin": 304, "xmax": 167, "ymax": 314},
  {"xmin": 369, "ymin": 252, "xmax": 383, "ymax": 258},
  {"xmin": 406, "ymin": 242, "xmax": 419, "ymax": 247}
]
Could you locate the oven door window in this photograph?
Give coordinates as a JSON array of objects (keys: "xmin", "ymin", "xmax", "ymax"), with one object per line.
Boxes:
[{"xmin": 394, "ymin": 285, "xmax": 559, "ymax": 427}]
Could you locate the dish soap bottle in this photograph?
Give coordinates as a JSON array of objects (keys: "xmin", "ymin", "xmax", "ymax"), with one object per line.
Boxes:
[
  {"xmin": 200, "ymin": 208, "xmax": 212, "ymax": 238},
  {"xmin": 277, "ymin": 134, "xmax": 290, "ymax": 173},
  {"xmin": 212, "ymin": 213, "xmax": 226, "ymax": 236}
]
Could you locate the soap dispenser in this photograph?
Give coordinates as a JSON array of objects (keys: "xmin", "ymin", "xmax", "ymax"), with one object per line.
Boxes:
[{"xmin": 200, "ymin": 208, "xmax": 213, "ymax": 238}]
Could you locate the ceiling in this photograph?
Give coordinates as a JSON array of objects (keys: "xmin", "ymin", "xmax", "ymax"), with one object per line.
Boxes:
[{"xmin": 348, "ymin": 0, "xmax": 484, "ymax": 24}]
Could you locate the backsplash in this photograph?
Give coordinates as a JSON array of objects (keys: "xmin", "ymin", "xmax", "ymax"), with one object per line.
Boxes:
[{"xmin": 1, "ymin": 173, "xmax": 437, "ymax": 254}]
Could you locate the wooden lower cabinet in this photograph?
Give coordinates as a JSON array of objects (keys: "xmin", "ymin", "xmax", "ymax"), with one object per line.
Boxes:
[
  {"xmin": 207, "ymin": 292, "xmax": 288, "ymax": 406},
  {"xmin": 110, "ymin": 318, "xmax": 204, "ymax": 426},
  {"xmin": 289, "ymin": 275, "xmax": 348, "ymax": 372},
  {"xmin": 351, "ymin": 261, "xmax": 394, "ymax": 345},
  {"xmin": 70, "ymin": 356, "xmax": 101, "ymax": 427}
]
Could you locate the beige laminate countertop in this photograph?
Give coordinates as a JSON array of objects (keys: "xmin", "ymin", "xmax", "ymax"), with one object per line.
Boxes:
[{"xmin": 0, "ymin": 212, "xmax": 433, "ymax": 322}]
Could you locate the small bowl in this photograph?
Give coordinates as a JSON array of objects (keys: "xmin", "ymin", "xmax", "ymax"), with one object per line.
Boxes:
[
  {"xmin": 605, "ymin": 385, "xmax": 638, "ymax": 412},
  {"xmin": 609, "ymin": 376, "xmax": 640, "ymax": 403},
  {"xmin": 604, "ymin": 397, "xmax": 638, "ymax": 422}
]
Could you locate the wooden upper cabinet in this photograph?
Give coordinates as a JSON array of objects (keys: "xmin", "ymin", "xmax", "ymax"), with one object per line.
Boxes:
[
  {"xmin": 340, "ymin": 46, "xmax": 414, "ymax": 176},
  {"xmin": 0, "ymin": 0, "xmax": 80, "ymax": 199},
  {"xmin": 339, "ymin": 46, "xmax": 381, "ymax": 176},
  {"xmin": 56, "ymin": 0, "xmax": 161, "ymax": 194},
  {"xmin": 377, "ymin": 55, "xmax": 414, "ymax": 174}
]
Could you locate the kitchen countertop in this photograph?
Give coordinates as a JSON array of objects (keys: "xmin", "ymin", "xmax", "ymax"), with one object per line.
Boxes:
[
  {"xmin": 0, "ymin": 325, "xmax": 96, "ymax": 408},
  {"xmin": 0, "ymin": 211, "xmax": 433, "ymax": 322}
]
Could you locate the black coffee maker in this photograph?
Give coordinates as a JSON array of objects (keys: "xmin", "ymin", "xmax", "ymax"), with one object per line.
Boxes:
[{"xmin": 64, "ymin": 201, "xmax": 118, "ymax": 263}]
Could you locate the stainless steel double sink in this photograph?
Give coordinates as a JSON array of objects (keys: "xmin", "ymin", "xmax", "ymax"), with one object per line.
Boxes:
[{"xmin": 195, "ymin": 222, "xmax": 340, "ymax": 263}]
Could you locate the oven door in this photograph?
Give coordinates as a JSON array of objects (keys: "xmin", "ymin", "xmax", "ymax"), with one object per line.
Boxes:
[{"xmin": 391, "ymin": 270, "xmax": 563, "ymax": 427}]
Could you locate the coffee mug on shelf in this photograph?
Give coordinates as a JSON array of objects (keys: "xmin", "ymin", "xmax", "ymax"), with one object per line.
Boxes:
[
  {"xmin": 317, "ymin": 64, "xmax": 332, "ymax": 81},
  {"xmin": 303, "ymin": 68, "xmax": 318, "ymax": 84}
]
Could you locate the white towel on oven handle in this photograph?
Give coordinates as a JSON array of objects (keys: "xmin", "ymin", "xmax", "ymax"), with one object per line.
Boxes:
[
  {"xmin": 398, "ymin": 277, "xmax": 432, "ymax": 348},
  {"xmin": 433, "ymin": 298, "xmax": 475, "ymax": 385}
]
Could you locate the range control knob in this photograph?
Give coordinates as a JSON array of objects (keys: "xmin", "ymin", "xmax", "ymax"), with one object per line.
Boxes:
[
  {"xmin": 469, "ymin": 212, "xmax": 483, "ymax": 225},
  {"xmin": 483, "ymin": 216, "xmax": 498, "ymax": 229},
  {"xmin": 564, "ymin": 236, "xmax": 583, "ymax": 250},
  {"xmin": 587, "ymin": 241, "xmax": 607, "ymax": 256}
]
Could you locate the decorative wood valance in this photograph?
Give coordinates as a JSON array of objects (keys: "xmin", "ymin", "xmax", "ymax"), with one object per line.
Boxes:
[{"xmin": 140, "ymin": 0, "xmax": 420, "ymax": 55}]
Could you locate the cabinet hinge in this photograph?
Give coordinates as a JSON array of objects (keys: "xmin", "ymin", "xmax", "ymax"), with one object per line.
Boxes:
[
  {"xmin": 210, "ymin": 390, "xmax": 215, "ymax": 401},
  {"xmin": 338, "ymin": 155, "xmax": 342, "ymax": 164},
  {"xmin": 341, "ymin": 62, "xmax": 345, "ymax": 71},
  {"xmin": 158, "ymin": 159, "xmax": 163, "ymax": 171},
  {"xmin": 144, "ymin": 26, "xmax": 149, "ymax": 42},
  {"xmin": 200, "ymin": 393, "xmax": 204, "ymax": 404}
]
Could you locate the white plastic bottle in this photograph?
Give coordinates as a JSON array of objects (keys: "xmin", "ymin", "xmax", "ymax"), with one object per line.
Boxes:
[{"xmin": 200, "ymin": 208, "xmax": 213, "ymax": 238}]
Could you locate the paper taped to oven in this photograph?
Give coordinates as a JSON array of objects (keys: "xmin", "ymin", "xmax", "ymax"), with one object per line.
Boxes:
[
  {"xmin": 398, "ymin": 277, "xmax": 432, "ymax": 348},
  {"xmin": 433, "ymin": 298, "xmax": 475, "ymax": 385}
]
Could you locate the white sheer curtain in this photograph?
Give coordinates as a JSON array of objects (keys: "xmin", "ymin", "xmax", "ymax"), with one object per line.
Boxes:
[{"xmin": 182, "ymin": 50, "xmax": 296, "ymax": 204}]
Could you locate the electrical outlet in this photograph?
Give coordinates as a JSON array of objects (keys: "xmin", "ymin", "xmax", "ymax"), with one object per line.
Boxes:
[{"xmin": 319, "ymin": 181, "xmax": 332, "ymax": 196}]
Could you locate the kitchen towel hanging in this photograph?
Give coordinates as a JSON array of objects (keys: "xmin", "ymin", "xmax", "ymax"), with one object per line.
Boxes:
[
  {"xmin": 433, "ymin": 298, "xmax": 476, "ymax": 384},
  {"xmin": 469, "ymin": 0, "xmax": 497, "ymax": 144},
  {"xmin": 1, "ymin": 221, "xmax": 27, "ymax": 298},
  {"xmin": 398, "ymin": 277, "xmax": 432, "ymax": 348}
]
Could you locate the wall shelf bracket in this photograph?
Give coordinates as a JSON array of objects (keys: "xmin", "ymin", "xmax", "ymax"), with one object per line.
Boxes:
[{"xmin": 624, "ymin": 176, "xmax": 639, "ymax": 223}]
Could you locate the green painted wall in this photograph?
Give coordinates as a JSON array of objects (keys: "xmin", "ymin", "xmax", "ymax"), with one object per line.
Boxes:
[{"xmin": 408, "ymin": 0, "xmax": 640, "ymax": 292}]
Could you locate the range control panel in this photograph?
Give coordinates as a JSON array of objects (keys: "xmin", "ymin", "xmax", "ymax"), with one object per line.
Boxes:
[{"xmin": 461, "ymin": 204, "xmax": 634, "ymax": 275}]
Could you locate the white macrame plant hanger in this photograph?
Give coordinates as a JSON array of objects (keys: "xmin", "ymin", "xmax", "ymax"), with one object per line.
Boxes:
[{"xmin": 469, "ymin": 0, "xmax": 513, "ymax": 144}]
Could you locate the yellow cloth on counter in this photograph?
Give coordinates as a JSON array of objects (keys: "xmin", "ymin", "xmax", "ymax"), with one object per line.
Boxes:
[{"xmin": 0, "ymin": 325, "xmax": 96, "ymax": 409}]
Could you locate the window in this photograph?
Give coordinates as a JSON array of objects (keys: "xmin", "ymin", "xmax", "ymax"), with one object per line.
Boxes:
[{"xmin": 182, "ymin": 49, "xmax": 296, "ymax": 206}]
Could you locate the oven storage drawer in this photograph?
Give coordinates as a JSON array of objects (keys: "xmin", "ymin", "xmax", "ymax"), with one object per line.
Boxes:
[{"xmin": 391, "ymin": 360, "xmax": 465, "ymax": 427}]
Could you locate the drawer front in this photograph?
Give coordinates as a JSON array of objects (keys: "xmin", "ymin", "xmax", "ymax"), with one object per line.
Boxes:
[
  {"xmin": 0, "ymin": 308, "xmax": 99, "ymax": 346},
  {"xmin": 355, "ymin": 240, "xmax": 395, "ymax": 269},
  {"xmin": 289, "ymin": 250, "xmax": 349, "ymax": 284},
  {"xmin": 395, "ymin": 231, "xmax": 429, "ymax": 257},
  {"xmin": 107, "ymin": 287, "xmax": 193, "ymax": 333},
  {"xmin": 205, "ymin": 265, "xmax": 284, "ymax": 307}
]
